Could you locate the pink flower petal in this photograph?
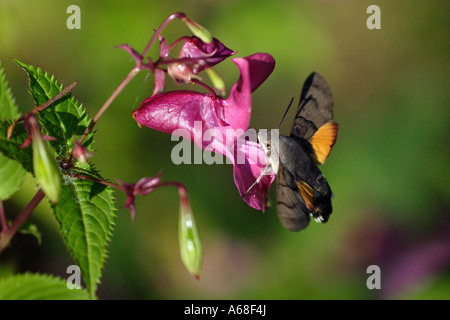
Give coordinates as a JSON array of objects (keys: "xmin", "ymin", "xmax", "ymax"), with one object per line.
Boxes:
[
  {"xmin": 231, "ymin": 137, "xmax": 275, "ymax": 211},
  {"xmin": 223, "ymin": 53, "xmax": 275, "ymax": 131},
  {"xmin": 133, "ymin": 91, "xmax": 226, "ymax": 149},
  {"xmin": 152, "ymin": 68, "xmax": 165, "ymax": 96}
]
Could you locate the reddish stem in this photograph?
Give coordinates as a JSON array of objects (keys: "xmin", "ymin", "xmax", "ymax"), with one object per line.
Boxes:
[
  {"xmin": 0, "ymin": 189, "xmax": 45, "ymax": 254},
  {"xmin": 78, "ymin": 15, "xmax": 188, "ymax": 144},
  {"xmin": 156, "ymin": 181, "xmax": 189, "ymax": 205},
  {"xmin": 73, "ymin": 174, "xmax": 120, "ymax": 189},
  {"xmin": 0, "ymin": 200, "xmax": 7, "ymax": 233},
  {"xmin": 191, "ymin": 79, "xmax": 217, "ymax": 98},
  {"xmin": 78, "ymin": 67, "xmax": 140, "ymax": 144},
  {"xmin": 141, "ymin": 12, "xmax": 186, "ymax": 58},
  {"xmin": 167, "ymin": 36, "xmax": 191, "ymax": 53},
  {"xmin": 7, "ymin": 82, "xmax": 77, "ymax": 140}
]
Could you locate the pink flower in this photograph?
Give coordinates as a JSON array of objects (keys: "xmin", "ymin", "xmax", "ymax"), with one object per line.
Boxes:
[
  {"xmin": 72, "ymin": 136, "xmax": 93, "ymax": 163},
  {"xmin": 117, "ymin": 172, "xmax": 162, "ymax": 220},
  {"xmin": 177, "ymin": 36, "xmax": 236, "ymax": 74},
  {"xmin": 118, "ymin": 35, "xmax": 235, "ymax": 95},
  {"xmin": 132, "ymin": 53, "xmax": 276, "ymax": 211}
]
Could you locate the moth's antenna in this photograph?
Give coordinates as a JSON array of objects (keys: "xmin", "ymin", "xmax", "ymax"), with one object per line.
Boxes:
[{"xmin": 277, "ymin": 97, "xmax": 294, "ymax": 129}]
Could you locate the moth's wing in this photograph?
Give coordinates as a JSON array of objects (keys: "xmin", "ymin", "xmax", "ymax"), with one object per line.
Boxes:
[
  {"xmin": 290, "ymin": 72, "xmax": 334, "ymax": 141},
  {"xmin": 309, "ymin": 121, "xmax": 339, "ymax": 164},
  {"xmin": 276, "ymin": 164, "xmax": 310, "ymax": 232}
]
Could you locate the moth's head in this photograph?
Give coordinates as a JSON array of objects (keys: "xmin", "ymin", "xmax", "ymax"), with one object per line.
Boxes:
[
  {"xmin": 257, "ymin": 129, "xmax": 271, "ymax": 153},
  {"xmin": 257, "ymin": 129, "xmax": 280, "ymax": 174}
]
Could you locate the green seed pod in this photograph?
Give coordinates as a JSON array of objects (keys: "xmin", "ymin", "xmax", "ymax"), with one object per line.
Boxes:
[
  {"xmin": 205, "ymin": 68, "xmax": 226, "ymax": 97},
  {"xmin": 29, "ymin": 117, "xmax": 61, "ymax": 204},
  {"xmin": 178, "ymin": 196, "xmax": 203, "ymax": 279},
  {"xmin": 181, "ymin": 17, "xmax": 212, "ymax": 44}
]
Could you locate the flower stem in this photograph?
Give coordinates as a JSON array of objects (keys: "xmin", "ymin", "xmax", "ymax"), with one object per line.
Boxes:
[
  {"xmin": 78, "ymin": 67, "xmax": 140, "ymax": 144},
  {"xmin": 191, "ymin": 79, "xmax": 217, "ymax": 98},
  {"xmin": 157, "ymin": 181, "xmax": 188, "ymax": 202},
  {"xmin": 33, "ymin": 81, "xmax": 78, "ymax": 114},
  {"xmin": 78, "ymin": 12, "xmax": 190, "ymax": 145},
  {"xmin": 0, "ymin": 200, "xmax": 7, "ymax": 233},
  {"xmin": 141, "ymin": 12, "xmax": 186, "ymax": 58},
  {"xmin": 167, "ymin": 36, "xmax": 191, "ymax": 53},
  {"xmin": 0, "ymin": 189, "xmax": 45, "ymax": 254},
  {"xmin": 7, "ymin": 82, "xmax": 77, "ymax": 140},
  {"xmin": 73, "ymin": 173, "xmax": 120, "ymax": 189}
]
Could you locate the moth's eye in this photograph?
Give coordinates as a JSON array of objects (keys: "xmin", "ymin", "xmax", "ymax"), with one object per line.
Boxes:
[
  {"xmin": 266, "ymin": 143, "xmax": 271, "ymax": 151},
  {"xmin": 316, "ymin": 174, "xmax": 324, "ymax": 184}
]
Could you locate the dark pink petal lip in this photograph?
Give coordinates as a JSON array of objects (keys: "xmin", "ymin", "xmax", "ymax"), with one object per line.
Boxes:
[{"xmin": 179, "ymin": 36, "xmax": 236, "ymax": 72}]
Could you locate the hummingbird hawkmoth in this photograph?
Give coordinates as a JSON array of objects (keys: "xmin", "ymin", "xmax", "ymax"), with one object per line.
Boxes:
[{"xmin": 256, "ymin": 72, "xmax": 338, "ymax": 231}]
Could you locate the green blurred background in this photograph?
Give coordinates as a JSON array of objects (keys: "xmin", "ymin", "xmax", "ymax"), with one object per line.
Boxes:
[{"xmin": 0, "ymin": 0, "xmax": 449, "ymax": 299}]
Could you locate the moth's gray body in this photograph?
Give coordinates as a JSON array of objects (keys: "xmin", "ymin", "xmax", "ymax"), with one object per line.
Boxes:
[{"xmin": 261, "ymin": 72, "xmax": 336, "ymax": 231}]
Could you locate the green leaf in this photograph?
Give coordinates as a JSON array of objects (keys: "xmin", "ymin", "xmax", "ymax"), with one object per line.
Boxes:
[
  {"xmin": 53, "ymin": 171, "xmax": 116, "ymax": 299},
  {"xmin": 0, "ymin": 153, "xmax": 27, "ymax": 200},
  {"xmin": 11, "ymin": 61, "xmax": 117, "ymax": 298},
  {"xmin": 0, "ymin": 61, "xmax": 20, "ymax": 119},
  {"xmin": 14, "ymin": 60, "xmax": 94, "ymax": 157},
  {"xmin": 0, "ymin": 61, "xmax": 26, "ymax": 200},
  {"xmin": 0, "ymin": 273, "xmax": 90, "ymax": 300},
  {"xmin": 0, "ymin": 119, "xmax": 33, "ymax": 172}
]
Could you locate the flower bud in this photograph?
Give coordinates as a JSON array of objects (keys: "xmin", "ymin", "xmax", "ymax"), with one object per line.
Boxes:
[
  {"xmin": 178, "ymin": 194, "xmax": 203, "ymax": 279},
  {"xmin": 72, "ymin": 136, "xmax": 93, "ymax": 163},
  {"xmin": 205, "ymin": 68, "xmax": 226, "ymax": 97},
  {"xmin": 167, "ymin": 62, "xmax": 201, "ymax": 84},
  {"xmin": 178, "ymin": 36, "xmax": 235, "ymax": 74},
  {"xmin": 181, "ymin": 17, "xmax": 213, "ymax": 44},
  {"xmin": 117, "ymin": 172, "xmax": 162, "ymax": 221},
  {"xmin": 28, "ymin": 116, "xmax": 61, "ymax": 204}
]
